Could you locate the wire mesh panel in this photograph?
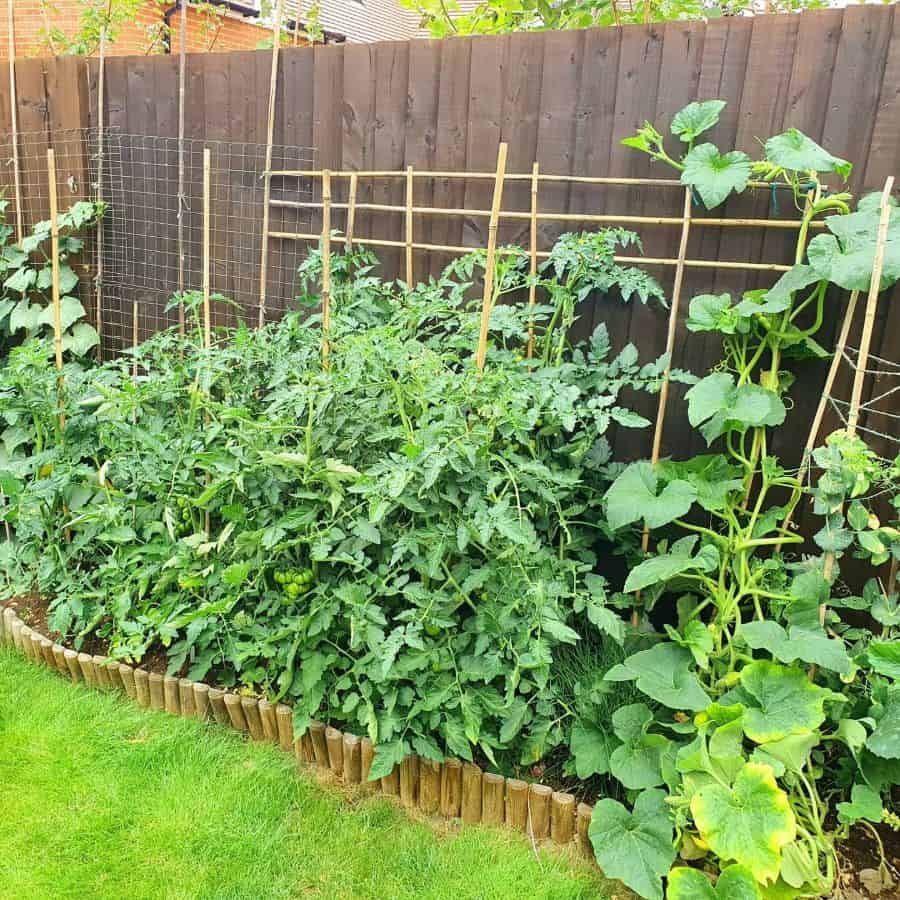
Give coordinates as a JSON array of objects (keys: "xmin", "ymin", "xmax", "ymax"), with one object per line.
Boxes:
[{"xmin": 0, "ymin": 128, "xmax": 316, "ymax": 356}]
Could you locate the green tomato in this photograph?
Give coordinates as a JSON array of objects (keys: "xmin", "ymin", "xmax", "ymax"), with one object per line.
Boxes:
[
  {"xmin": 285, "ymin": 583, "xmax": 300, "ymax": 598},
  {"xmin": 431, "ymin": 661, "xmax": 441, "ymax": 673},
  {"xmin": 274, "ymin": 571, "xmax": 284, "ymax": 584},
  {"xmin": 425, "ymin": 624, "xmax": 441, "ymax": 637}
]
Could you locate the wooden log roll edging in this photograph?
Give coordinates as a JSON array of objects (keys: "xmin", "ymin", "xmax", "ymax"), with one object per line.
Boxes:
[{"xmin": 0, "ymin": 604, "xmax": 597, "ymax": 862}]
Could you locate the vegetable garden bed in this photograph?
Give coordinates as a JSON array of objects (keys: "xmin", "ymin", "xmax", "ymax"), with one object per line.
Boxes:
[{"xmin": 2, "ymin": 101, "xmax": 900, "ymax": 899}]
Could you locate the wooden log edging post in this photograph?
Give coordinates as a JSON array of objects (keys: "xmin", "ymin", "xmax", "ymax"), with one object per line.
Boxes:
[{"xmin": 0, "ymin": 604, "xmax": 597, "ymax": 868}]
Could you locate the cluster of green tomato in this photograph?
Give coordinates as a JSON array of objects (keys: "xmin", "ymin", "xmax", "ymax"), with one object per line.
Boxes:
[
  {"xmin": 174, "ymin": 496, "xmax": 193, "ymax": 536},
  {"xmin": 274, "ymin": 567, "xmax": 315, "ymax": 599}
]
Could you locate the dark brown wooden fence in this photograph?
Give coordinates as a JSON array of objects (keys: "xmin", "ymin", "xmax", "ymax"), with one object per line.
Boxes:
[{"xmin": 0, "ymin": 7, "xmax": 898, "ymax": 486}]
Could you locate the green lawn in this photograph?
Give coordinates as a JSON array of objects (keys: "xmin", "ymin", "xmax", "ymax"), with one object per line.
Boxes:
[{"xmin": 0, "ymin": 649, "xmax": 610, "ymax": 900}]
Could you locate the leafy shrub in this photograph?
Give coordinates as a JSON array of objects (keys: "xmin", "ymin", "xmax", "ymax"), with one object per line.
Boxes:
[{"xmin": 0, "ymin": 230, "xmax": 678, "ymax": 779}]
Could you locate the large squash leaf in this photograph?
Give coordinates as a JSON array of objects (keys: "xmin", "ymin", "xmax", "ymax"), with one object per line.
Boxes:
[
  {"xmin": 667, "ymin": 864, "xmax": 762, "ymax": 899},
  {"xmin": 606, "ymin": 642, "xmax": 710, "ymax": 711},
  {"xmin": 604, "ymin": 460, "xmax": 696, "ymax": 532},
  {"xmin": 588, "ymin": 788, "xmax": 675, "ymax": 900},
  {"xmin": 681, "ymin": 143, "xmax": 752, "ymax": 209},
  {"xmin": 691, "ymin": 762, "xmax": 796, "ymax": 885},
  {"xmin": 738, "ymin": 661, "xmax": 838, "ymax": 744},
  {"xmin": 764, "ymin": 128, "xmax": 851, "ymax": 179}
]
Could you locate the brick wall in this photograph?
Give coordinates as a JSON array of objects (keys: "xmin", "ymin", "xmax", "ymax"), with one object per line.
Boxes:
[{"xmin": 0, "ymin": 1, "xmax": 275, "ymax": 60}]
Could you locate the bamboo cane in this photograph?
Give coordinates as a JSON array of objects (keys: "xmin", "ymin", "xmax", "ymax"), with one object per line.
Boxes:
[
  {"xmin": 47, "ymin": 150, "xmax": 65, "ymax": 434},
  {"xmin": 202, "ymin": 147, "xmax": 212, "ymax": 350},
  {"xmin": 269, "ymin": 228, "xmax": 791, "ymax": 273},
  {"xmin": 7, "ymin": 0, "xmax": 22, "ymax": 243},
  {"xmin": 345, "ymin": 171, "xmax": 358, "ymax": 251},
  {"xmin": 633, "ymin": 187, "xmax": 693, "ymax": 626},
  {"xmin": 526, "ymin": 162, "xmax": 539, "ymax": 362},
  {"xmin": 405, "ymin": 165, "xmax": 414, "ymax": 286},
  {"xmin": 321, "ymin": 169, "xmax": 332, "ymax": 369},
  {"xmin": 269, "ymin": 196, "xmax": 818, "ymax": 231},
  {"xmin": 92, "ymin": 25, "xmax": 108, "ymax": 363},
  {"xmin": 821, "ymin": 177, "xmax": 895, "ymax": 619},
  {"xmin": 176, "ymin": 0, "xmax": 188, "ymax": 335},
  {"xmin": 257, "ymin": 0, "xmax": 285, "ymax": 328},
  {"xmin": 475, "ymin": 143, "xmax": 508, "ymax": 373}
]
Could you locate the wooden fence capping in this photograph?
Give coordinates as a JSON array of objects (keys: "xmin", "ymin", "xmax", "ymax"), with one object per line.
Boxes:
[
  {"xmin": 51, "ymin": 644, "xmax": 67, "ymax": 672},
  {"xmin": 405, "ymin": 165, "xmax": 414, "ymax": 286},
  {"xmin": 134, "ymin": 668, "xmax": 151, "ymax": 708},
  {"xmin": 345, "ymin": 173, "xmax": 359, "ymax": 251},
  {"xmin": 440, "ymin": 758, "xmax": 463, "ymax": 817},
  {"xmin": 320, "ymin": 170, "xmax": 333, "ymax": 369},
  {"xmin": 526, "ymin": 161, "xmax": 539, "ymax": 362},
  {"xmin": 256, "ymin": 0, "xmax": 285, "ymax": 329},
  {"xmin": 822, "ymin": 177, "xmax": 895, "ymax": 612},
  {"xmin": 207, "ymin": 688, "xmax": 230, "ymax": 726},
  {"xmin": 360, "ymin": 738, "xmax": 375, "ymax": 789},
  {"xmin": 148, "ymin": 673, "xmax": 165, "ymax": 711},
  {"xmin": 418, "ymin": 759, "xmax": 441, "ymax": 815},
  {"xmin": 259, "ymin": 699, "xmax": 278, "ymax": 742},
  {"xmin": 506, "ymin": 778, "xmax": 529, "ymax": 831},
  {"xmin": 482, "ymin": 773, "xmax": 505, "ymax": 826},
  {"xmin": 343, "ymin": 733, "xmax": 362, "ymax": 784},
  {"xmin": 224, "ymin": 693, "xmax": 249, "ymax": 732},
  {"xmin": 551, "ymin": 792, "xmax": 576, "ymax": 846},
  {"xmin": 381, "ymin": 765, "xmax": 401, "ymax": 796},
  {"xmin": 325, "ymin": 726, "xmax": 345, "ymax": 777},
  {"xmin": 461, "ymin": 763, "xmax": 483, "ymax": 824},
  {"xmin": 474, "ymin": 143, "xmax": 509, "ymax": 373},
  {"xmin": 118, "ymin": 665, "xmax": 136, "ymax": 699},
  {"xmin": 528, "ymin": 783, "xmax": 552, "ymax": 840},
  {"xmin": 63, "ymin": 649, "xmax": 82, "ymax": 683},
  {"xmin": 40, "ymin": 638, "xmax": 56, "ymax": 668},
  {"xmin": 178, "ymin": 678, "xmax": 195, "ymax": 717},
  {"xmin": 309, "ymin": 721, "xmax": 329, "ymax": 767},
  {"xmin": 241, "ymin": 697, "xmax": 266, "ymax": 741},
  {"xmin": 192, "ymin": 683, "xmax": 211, "ymax": 721},
  {"xmin": 400, "ymin": 753, "xmax": 420, "ymax": 807},
  {"xmin": 576, "ymin": 803, "xmax": 593, "ymax": 860},
  {"xmin": 163, "ymin": 675, "xmax": 181, "ymax": 715},
  {"xmin": 78, "ymin": 653, "xmax": 97, "ymax": 686}
]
